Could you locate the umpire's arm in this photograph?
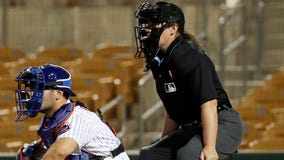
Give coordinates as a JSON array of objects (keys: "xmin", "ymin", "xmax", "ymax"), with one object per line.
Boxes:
[
  {"xmin": 161, "ymin": 112, "xmax": 179, "ymax": 138},
  {"xmin": 200, "ymin": 99, "xmax": 219, "ymax": 160}
]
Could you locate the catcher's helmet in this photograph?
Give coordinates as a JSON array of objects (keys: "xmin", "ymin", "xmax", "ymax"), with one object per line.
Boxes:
[
  {"xmin": 15, "ymin": 64, "xmax": 76, "ymax": 121},
  {"xmin": 134, "ymin": 2, "xmax": 185, "ymax": 71}
]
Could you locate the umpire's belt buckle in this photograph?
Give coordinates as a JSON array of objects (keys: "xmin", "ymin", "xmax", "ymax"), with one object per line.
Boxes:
[
  {"xmin": 217, "ymin": 104, "xmax": 230, "ymax": 113},
  {"xmin": 182, "ymin": 120, "xmax": 199, "ymax": 128}
]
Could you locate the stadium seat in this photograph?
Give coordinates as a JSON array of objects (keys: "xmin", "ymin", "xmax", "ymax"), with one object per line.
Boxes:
[
  {"xmin": 0, "ymin": 47, "xmax": 27, "ymax": 62},
  {"xmin": 236, "ymin": 104, "xmax": 276, "ymax": 150},
  {"xmin": 236, "ymin": 66, "xmax": 284, "ymax": 150},
  {"xmin": 236, "ymin": 106, "xmax": 275, "ymax": 124},
  {"xmin": 0, "ymin": 91, "xmax": 15, "ymax": 121},
  {"xmin": 71, "ymin": 73, "xmax": 118, "ymax": 119},
  {"xmin": 71, "ymin": 57, "xmax": 138, "ymax": 105},
  {"xmin": 0, "ymin": 135, "xmax": 40, "ymax": 152},
  {"xmin": 249, "ymin": 137, "xmax": 284, "ymax": 150},
  {"xmin": 249, "ymin": 86, "xmax": 284, "ymax": 104},
  {"xmin": 0, "ymin": 118, "xmax": 41, "ymax": 152},
  {"xmin": 0, "ymin": 91, "xmax": 14, "ymax": 106},
  {"xmin": 35, "ymin": 47, "xmax": 84, "ymax": 64},
  {"xmin": 265, "ymin": 121, "xmax": 284, "ymax": 138},
  {"xmin": 0, "ymin": 76, "xmax": 17, "ymax": 91},
  {"xmin": 0, "ymin": 63, "xmax": 11, "ymax": 75},
  {"xmin": 71, "ymin": 74, "xmax": 116, "ymax": 111},
  {"xmin": 264, "ymin": 67, "xmax": 284, "ymax": 88},
  {"xmin": 0, "ymin": 138, "xmax": 25, "ymax": 152},
  {"xmin": 92, "ymin": 44, "xmax": 146, "ymax": 77},
  {"xmin": 240, "ymin": 122, "xmax": 266, "ymax": 149},
  {"xmin": 93, "ymin": 44, "xmax": 136, "ymax": 58},
  {"xmin": 0, "ymin": 108, "xmax": 15, "ymax": 122},
  {"xmin": 0, "ymin": 120, "xmax": 39, "ymax": 141}
]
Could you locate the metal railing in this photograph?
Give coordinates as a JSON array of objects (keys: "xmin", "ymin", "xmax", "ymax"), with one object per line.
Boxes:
[
  {"xmin": 137, "ymin": 73, "xmax": 162, "ymax": 147},
  {"xmin": 99, "ymin": 96, "xmax": 127, "ymax": 138},
  {"xmin": 218, "ymin": 3, "xmax": 247, "ymax": 93},
  {"xmin": 1, "ymin": 0, "xmax": 8, "ymax": 47},
  {"xmin": 255, "ymin": 0, "xmax": 265, "ymax": 78}
]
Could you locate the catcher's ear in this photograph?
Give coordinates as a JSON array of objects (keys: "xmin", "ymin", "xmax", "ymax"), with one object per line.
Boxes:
[{"xmin": 55, "ymin": 90, "xmax": 64, "ymax": 100}]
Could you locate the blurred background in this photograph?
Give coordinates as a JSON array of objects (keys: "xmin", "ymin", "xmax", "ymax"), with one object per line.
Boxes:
[{"xmin": 0, "ymin": 0, "xmax": 283, "ymax": 159}]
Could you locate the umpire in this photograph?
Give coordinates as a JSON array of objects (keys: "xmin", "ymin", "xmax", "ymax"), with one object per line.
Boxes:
[{"xmin": 134, "ymin": 2, "xmax": 244, "ymax": 160}]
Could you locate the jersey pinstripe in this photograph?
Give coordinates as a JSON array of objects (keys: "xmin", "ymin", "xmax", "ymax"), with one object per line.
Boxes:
[{"xmin": 57, "ymin": 104, "xmax": 124, "ymax": 158}]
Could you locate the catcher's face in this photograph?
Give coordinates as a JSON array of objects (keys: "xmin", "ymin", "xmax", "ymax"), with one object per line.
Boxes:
[
  {"xmin": 39, "ymin": 89, "xmax": 65, "ymax": 118},
  {"xmin": 40, "ymin": 90, "xmax": 56, "ymax": 111}
]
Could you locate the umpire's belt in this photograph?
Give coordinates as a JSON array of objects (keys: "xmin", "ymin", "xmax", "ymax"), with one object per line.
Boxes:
[
  {"xmin": 92, "ymin": 143, "xmax": 125, "ymax": 160},
  {"xmin": 181, "ymin": 120, "xmax": 201, "ymax": 129},
  {"xmin": 217, "ymin": 104, "xmax": 231, "ymax": 113}
]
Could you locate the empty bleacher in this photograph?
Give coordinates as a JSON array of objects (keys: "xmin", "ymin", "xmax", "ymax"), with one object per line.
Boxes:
[
  {"xmin": 0, "ymin": 45, "xmax": 146, "ymax": 152},
  {"xmin": 36, "ymin": 47, "xmax": 85, "ymax": 63},
  {"xmin": 0, "ymin": 48, "xmax": 27, "ymax": 63},
  {"xmin": 236, "ymin": 67, "xmax": 284, "ymax": 150}
]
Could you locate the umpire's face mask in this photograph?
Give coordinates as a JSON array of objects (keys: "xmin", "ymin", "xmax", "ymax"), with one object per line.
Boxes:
[{"xmin": 135, "ymin": 20, "xmax": 168, "ymax": 71}]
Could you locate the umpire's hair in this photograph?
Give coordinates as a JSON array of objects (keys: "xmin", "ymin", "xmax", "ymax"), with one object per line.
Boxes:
[{"xmin": 181, "ymin": 30, "xmax": 203, "ymax": 49}]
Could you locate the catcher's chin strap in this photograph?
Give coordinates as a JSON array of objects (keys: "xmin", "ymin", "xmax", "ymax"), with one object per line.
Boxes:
[{"xmin": 97, "ymin": 109, "xmax": 118, "ymax": 136}]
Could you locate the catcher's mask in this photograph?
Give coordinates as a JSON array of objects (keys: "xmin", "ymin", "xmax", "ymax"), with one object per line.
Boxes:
[
  {"xmin": 15, "ymin": 64, "xmax": 76, "ymax": 121},
  {"xmin": 134, "ymin": 2, "xmax": 185, "ymax": 71}
]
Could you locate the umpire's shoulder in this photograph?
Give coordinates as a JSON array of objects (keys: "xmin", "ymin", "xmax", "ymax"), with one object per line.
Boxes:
[{"xmin": 170, "ymin": 40, "xmax": 203, "ymax": 75}]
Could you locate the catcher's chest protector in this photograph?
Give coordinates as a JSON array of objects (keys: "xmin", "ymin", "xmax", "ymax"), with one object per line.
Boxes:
[{"xmin": 38, "ymin": 103, "xmax": 74, "ymax": 148}]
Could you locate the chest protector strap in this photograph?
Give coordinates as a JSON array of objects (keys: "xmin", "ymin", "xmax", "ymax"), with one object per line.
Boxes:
[
  {"xmin": 38, "ymin": 102, "xmax": 74, "ymax": 148},
  {"xmin": 37, "ymin": 102, "xmax": 94, "ymax": 160}
]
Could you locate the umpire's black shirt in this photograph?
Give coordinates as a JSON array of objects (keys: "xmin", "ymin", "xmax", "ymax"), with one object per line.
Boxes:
[{"xmin": 151, "ymin": 36, "xmax": 231, "ymax": 125}]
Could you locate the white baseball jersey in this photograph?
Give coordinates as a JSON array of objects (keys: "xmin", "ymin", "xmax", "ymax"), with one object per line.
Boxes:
[{"xmin": 57, "ymin": 102, "xmax": 130, "ymax": 160}]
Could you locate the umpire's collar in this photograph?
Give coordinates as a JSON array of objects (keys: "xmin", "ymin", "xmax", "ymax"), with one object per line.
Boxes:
[{"xmin": 164, "ymin": 35, "xmax": 184, "ymax": 62}]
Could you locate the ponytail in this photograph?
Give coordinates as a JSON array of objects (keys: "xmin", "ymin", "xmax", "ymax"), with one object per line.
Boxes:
[{"xmin": 181, "ymin": 30, "xmax": 203, "ymax": 49}]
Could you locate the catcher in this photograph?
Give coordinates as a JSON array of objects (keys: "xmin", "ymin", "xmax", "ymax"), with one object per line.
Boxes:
[{"xmin": 14, "ymin": 64, "xmax": 130, "ymax": 160}]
